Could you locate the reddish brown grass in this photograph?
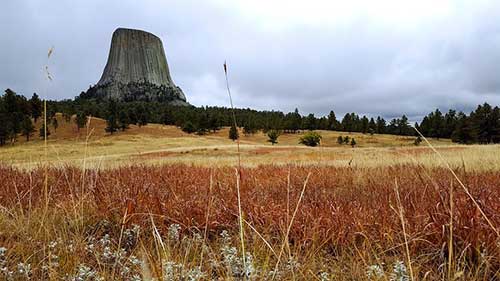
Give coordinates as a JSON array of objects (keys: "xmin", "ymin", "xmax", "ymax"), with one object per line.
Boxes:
[{"xmin": 0, "ymin": 164, "xmax": 498, "ymax": 278}]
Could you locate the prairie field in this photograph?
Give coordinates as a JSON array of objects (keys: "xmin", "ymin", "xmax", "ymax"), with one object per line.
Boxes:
[
  {"xmin": 0, "ymin": 118, "xmax": 499, "ymax": 280},
  {"xmin": 1, "ymin": 115, "xmax": 498, "ymax": 172}
]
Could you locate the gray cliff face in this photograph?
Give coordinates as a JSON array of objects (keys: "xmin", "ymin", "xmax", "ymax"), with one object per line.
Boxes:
[{"xmin": 87, "ymin": 28, "xmax": 187, "ymax": 105}]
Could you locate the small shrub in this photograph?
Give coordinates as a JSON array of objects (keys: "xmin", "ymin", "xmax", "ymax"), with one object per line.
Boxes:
[
  {"xmin": 337, "ymin": 136, "xmax": 344, "ymax": 145},
  {"xmin": 414, "ymin": 136, "xmax": 422, "ymax": 146},
  {"xmin": 39, "ymin": 123, "xmax": 51, "ymax": 139},
  {"xmin": 350, "ymin": 138, "xmax": 357, "ymax": 147},
  {"xmin": 267, "ymin": 130, "xmax": 281, "ymax": 145},
  {"xmin": 299, "ymin": 132, "xmax": 322, "ymax": 147}
]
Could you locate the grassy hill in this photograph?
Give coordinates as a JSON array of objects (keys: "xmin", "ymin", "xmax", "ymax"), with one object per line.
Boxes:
[{"xmin": 2, "ymin": 113, "xmax": 499, "ymax": 171}]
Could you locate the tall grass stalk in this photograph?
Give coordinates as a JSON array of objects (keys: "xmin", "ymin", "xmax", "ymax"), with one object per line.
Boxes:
[
  {"xmin": 80, "ymin": 117, "xmax": 94, "ymax": 229},
  {"xmin": 448, "ymin": 181, "xmax": 454, "ymax": 280},
  {"xmin": 40, "ymin": 47, "xmax": 53, "ymax": 232},
  {"xmin": 272, "ymin": 172, "xmax": 311, "ymax": 280},
  {"xmin": 111, "ymin": 207, "xmax": 129, "ymax": 279},
  {"xmin": 412, "ymin": 126, "xmax": 499, "ymax": 238},
  {"xmin": 199, "ymin": 171, "xmax": 214, "ymax": 267},
  {"xmin": 394, "ymin": 179, "xmax": 415, "ymax": 281},
  {"xmin": 224, "ymin": 61, "xmax": 247, "ymax": 273}
]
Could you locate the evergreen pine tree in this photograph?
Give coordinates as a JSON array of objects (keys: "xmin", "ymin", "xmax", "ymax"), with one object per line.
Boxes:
[
  {"xmin": 368, "ymin": 118, "xmax": 376, "ymax": 134},
  {"xmin": 118, "ymin": 110, "xmax": 130, "ymax": 131},
  {"xmin": 443, "ymin": 109, "xmax": 457, "ymax": 138},
  {"xmin": 0, "ymin": 97, "xmax": 10, "ymax": 146},
  {"xmin": 105, "ymin": 100, "xmax": 119, "ymax": 134},
  {"xmin": 208, "ymin": 113, "xmax": 221, "ymax": 133},
  {"xmin": 361, "ymin": 116, "xmax": 369, "ymax": 134},
  {"xmin": 243, "ymin": 117, "xmax": 257, "ymax": 135},
  {"xmin": 75, "ymin": 111, "xmax": 87, "ymax": 131},
  {"xmin": 229, "ymin": 124, "xmax": 239, "ymax": 141},
  {"xmin": 29, "ymin": 93, "xmax": 43, "ymax": 123},
  {"xmin": 327, "ymin": 111, "xmax": 339, "ymax": 130},
  {"xmin": 267, "ymin": 130, "xmax": 280, "ymax": 145},
  {"xmin": 52, "ymin": 117, "xmax": 58, "ymax": 133},
  {"xmin": 21, "ymin": 117, "xmax": 35, "ymax": 141},
  {"xmin": 303, "ymin": 113, "xmax": 316, "ymax": 131},
  {"xmin": 181, "ymin": 121, "xmax": 197, "ymax": 134},
  {"xmin": 350, "ymin": 138, "xmax": 357, "ymax": 147},
  {"xmin": 291, "ymin": 108, "xmax": 301, "ymax": 133},
  {"xmin": 451, "ymin": 112, "xmax": 477, "ymax": 144},
  {"xmin": 398, "ymin": 115, "xmax": 410, "ymax": 135},
  {"xmin": 160, "ymin": 110, "xmax": 174, "ymax": 125},
  {"xmin": 39, "ymin": 123, "xmax": 50, "ymax": 139},
  {"xmin": 376, "ymin": 116, "xmax": 386, "ymax": 134}
]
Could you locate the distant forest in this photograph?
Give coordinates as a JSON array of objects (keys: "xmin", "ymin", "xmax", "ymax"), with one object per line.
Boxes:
[{"xmin": 1, "ymin": 88, "xmax": 499, "ymax": 146}]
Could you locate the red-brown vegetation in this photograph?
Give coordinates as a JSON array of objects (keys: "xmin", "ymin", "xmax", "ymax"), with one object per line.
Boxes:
[{"xmin": 0, "ymin": 164, "xmax": 498, "ymax": 278}]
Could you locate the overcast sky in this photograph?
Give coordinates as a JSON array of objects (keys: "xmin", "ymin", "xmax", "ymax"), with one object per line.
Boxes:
[{"xmin": 1, "ymin": 0, "xmax": 500, "ymax": 120}]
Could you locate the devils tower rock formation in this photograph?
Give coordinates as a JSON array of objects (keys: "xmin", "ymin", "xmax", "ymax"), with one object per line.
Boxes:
[{"xmin": 81, "ymin": 28, "xmax": 188, "ymax": 105}]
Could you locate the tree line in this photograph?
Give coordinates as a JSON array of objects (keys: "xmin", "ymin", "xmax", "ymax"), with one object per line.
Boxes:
[
  {"xmin": 0, "ymin": 89, "xmax": 41, "ymax": 145},
  {"xmin": 418, "ymin": 106, "xmax": 500, "ymax": 144},
  {"xmin": 1, "ymin": 88, "xmax": 499, "ymax": 146}
]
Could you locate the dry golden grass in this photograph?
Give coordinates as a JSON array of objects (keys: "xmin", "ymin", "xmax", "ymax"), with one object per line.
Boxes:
[{"xmin": 4, "ymin": 114, "xmax": 495, "ymax": 172}]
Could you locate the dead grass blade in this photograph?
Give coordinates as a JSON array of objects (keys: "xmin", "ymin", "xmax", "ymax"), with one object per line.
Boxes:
[
  {"xmin": 272, "ymin": 172, "xmax": 311, "ymax": 280},
  {"xmin": 413, "ymin": 126, "xmax": 500, "ymax": 238},
  {"xmin": 394, "ymin": 178, "xmax": 415, "ymax": 281}
]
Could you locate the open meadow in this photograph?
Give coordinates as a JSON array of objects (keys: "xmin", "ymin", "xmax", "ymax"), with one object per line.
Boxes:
[
  {"xmin": 0, "ymin": 117, "xmax": 499, "ymax": 280},
  {"xmin": 1, "ymin": 114, "xmax": 498, "ymax": 172}
]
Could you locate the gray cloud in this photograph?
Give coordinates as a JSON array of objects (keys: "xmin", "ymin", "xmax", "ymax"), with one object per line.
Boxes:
[{"xmin": 1, "ymin": 0, "xmax": 500, "ymax": 121}]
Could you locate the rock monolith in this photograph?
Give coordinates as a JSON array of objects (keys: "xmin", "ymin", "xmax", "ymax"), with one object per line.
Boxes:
[{"xmin": 81, "ymin": 28, "xmax": 188, "ymax": 105}]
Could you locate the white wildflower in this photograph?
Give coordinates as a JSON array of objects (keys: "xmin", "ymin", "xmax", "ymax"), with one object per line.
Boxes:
[
  {"xmin": 220, "ymin": 230, "xmax": 231, "ymax": 244},
  {"xmin": 16, "ymin": 262, "xmax": 31, "ymax": 278},
  {"xmin": 243, "ymin": 253, "xmax": 255, "ymax": 277},
  {"xmin": 185, "ymin": 266, "xmax": 205, "ymax": 281},
  {"xmin": 163, "ymin": 261, "xmax": 183, "ymax": 281},
  {"xmin": 390, "ymin": 260, "xmax": 409, "ymax": 281},
  {"xmin": 50, "ymin": 254, "xmax": 60, "ymax": 268},
  {"xmin": 48, "ymin": 240, "xmax": 58, "ymax": 250},
  {"xmin": 123, "ymin": 224, "xmax": 140, "ymax": 249},
  {"xmin": 285, "ymin": 256, "xmax": 300, "ymax": 271},
  {"xmin": 68, "ymin": 240, "xmax": 75, "ymax": 253},
  {"xmin": 85, "ymin": 244, "xmax": 95, "ymax": 254},
  {"xmin": 366, "ymin": 264, "xmax": 384, "ymax": 279},
  {"xmin": 101, "ymin": 246, "xmax": 114, "ymax": 263},
  {"xmin": 162, "ymin": 261, "xmax": 205, "ymax": 281},
  {"xmin": 220, "ymin": 231, "xmax": 255, "ymax": 278},
  {"xmin": 268, "ymin": 269, "xmax": 282, "ymax": 279},
  {"xmin": 168, "ymin": 224, "xmax": 181, "ymax": 241},
  {"xmin": 126, "ymin": 274, "xmax": 142, "ymax": 281},
  {"xmin": 192, "ymin": 233, "xmax": 203, "ymax": 242},
  {"xmin": 69, "ymin": 264, "xmax": 103, "ymax": 281},
  {"xmin": 99, "ymin": 234, "xmax": 111, "ymax": 247},
  {"xmin": 221, "ymin": 244, "xmax": 240, "ymax": 276},
  {"xmin": 128, "ymin": 255, "xmax": 142, "ymax": 267},
  {"xmin": 0, "ymin": 247, "xmax": 13, "ymax": 279},
  {"xmin": 319, "ymin": 271, "xmax": 330, "ymax": 281},
  {"xmin": 120, "ymin": 255, "xmax": 142, "ymax": 280}
]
